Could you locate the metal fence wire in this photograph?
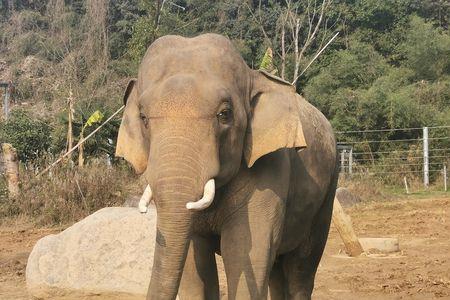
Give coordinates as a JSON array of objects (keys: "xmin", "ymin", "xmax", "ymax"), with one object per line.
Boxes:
[{"xmin": 336, "ymin": 126, "xmax": 450, "ymax": 187}]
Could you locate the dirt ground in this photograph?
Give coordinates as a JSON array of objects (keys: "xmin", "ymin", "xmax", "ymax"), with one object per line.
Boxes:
[{"xmin": 1, "ymin": 196, "xmax": 449, "ymax": 299}]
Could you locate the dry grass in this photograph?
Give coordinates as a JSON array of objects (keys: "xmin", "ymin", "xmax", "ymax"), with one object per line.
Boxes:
[
  {"xmin": 0, "ymin": 160, "xmax": 141, "ymax": 226},
  {"xmin": 338, "ymin": 174, "xmax": 391, "ymax": 202},
  {"xmin": 338, "ymin": 173, "xmax": 450, "ymax": 203}
]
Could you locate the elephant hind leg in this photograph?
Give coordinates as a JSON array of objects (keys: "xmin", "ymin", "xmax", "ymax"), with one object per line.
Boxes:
[
  {"xmin": 178, "ymin": 235, "xmax": 220, "ymax": 300},
  {"xmin": 284, "ymin": 177, "xmax": 337, "ymax": 299}
]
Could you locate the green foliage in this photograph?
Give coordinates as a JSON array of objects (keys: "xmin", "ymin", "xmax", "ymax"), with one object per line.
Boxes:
[
  {"xmin": 0, "ymin": 0, "xmax": 449, "ymax": 167},
  {"xmin": 0, "ymin": 110, "xmax": 51, "ymax": 162},
  {"xmin": 84, "ymin": 110, "xmax": 104, "ymax": 128},
  {"xmin": 305, "ymin": 12, "xmax": 450, "ymax": 139},
  {"xmin": 108, "ymin": 0, "xmax": 143, "ymax": 59},
  {"xmin": 14, "ymin": 77, "xmax": 34, "ymax": 101},
  {"xmin": 259, "ymin": 47, "xmax": 277, "ymax": 74},
  {"xmin": 127, "ymin": 16, "xmax": 155, "ymax": 62},
  {"xmin": 304, "ymin": 42, "xmax": 389, "ymax": 118},
  {"xmin": 400, "ymin": 16, "xmax": 450, "ymax": 81}
]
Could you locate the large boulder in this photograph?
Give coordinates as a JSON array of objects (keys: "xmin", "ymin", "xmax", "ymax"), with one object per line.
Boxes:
[
  {"xmin": 26, "ymin": 206, "xmax": 157, "ymax": 299},
  {"xmin": 335, "ymin": 187, "xmax": 362, "ymax": 208}
]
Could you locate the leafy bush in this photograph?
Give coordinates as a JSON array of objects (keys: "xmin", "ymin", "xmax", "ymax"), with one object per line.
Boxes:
[
  {"xmin": 401, "ymin": 16, "xmax": 450, "ymax": 81},
  {"xmin": 50, "ymin": 103, "xmax": 120, "ymax": 159},
  {"xmin": 14, "ymin": 77, "xmax": 34, "ymax": 101},
  {"xmin": 0, "ymin": 110, "xmax": 51, "ymax": 162}
]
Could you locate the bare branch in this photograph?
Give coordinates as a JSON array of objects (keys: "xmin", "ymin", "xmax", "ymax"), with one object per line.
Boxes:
[
  {"xmin": 244, "ymin": 2, "xmax": 273, "ymax": 48},
  {"xmin": 292, "ymin": 31, "xmax": 340, "ymax": 84},
  {"xmin": 292, "ymin": 0, "xmax": 331, "ymax": 84}
]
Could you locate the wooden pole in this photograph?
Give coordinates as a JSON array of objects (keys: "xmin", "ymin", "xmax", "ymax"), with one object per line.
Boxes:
[
  {"xmin": 332, "ymin": 197, "xmax": 363, "ymax": 257},
  {"xmin": 340, "ymin": 150, "xmax": 345, "ymax": 173},
  {"xmin": 444, "ymin": 164, "xmax": 447, "ymax": 192},
  {"xmin": 66, "ymin": 88, "xmax": 74, "ymax": 160},
  {"xmin": 423, "ymin": 127, "xmax": 429, "ymax": 188},
  {"xmin": 78, "ymin": 128, "xmax": 84, "ymax": 167},
  {"xmin": 404, "ymin": 176, "xmax": 410, "ymax": 194},
  {"xmin": 348, "ymin": 148, "xmax": 353, "ymax": 175},
  {"xmin": 1, "ymin": 143, "xmax": 19, "ymax": 197}
]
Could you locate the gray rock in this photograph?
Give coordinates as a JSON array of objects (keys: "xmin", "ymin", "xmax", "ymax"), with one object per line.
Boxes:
[
  {"xmin": 26, "ymin": 206, "xmax": 157, "ymax": 299},
  {"xmin": 123, "ymin": 195, "xmax": 141, "ymax": 208},
  {"xmin": 335, "ymin": 187, "xmax": 362, "ymax": 208}
]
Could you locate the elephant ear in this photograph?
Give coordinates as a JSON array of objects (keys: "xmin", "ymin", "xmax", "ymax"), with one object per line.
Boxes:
[
  {"xmin": 244, "ymin": 70, "xmax": 307, "ymax": 167},
  {"xmin": 116, "ymin": 79, "xmax": 149, "ymax": 174}
]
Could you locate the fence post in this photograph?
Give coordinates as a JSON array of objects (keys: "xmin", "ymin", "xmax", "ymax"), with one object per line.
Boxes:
[
  {"xmin": 348, "ymin": 148, "xmax": 353, "ymax": 175},
  {"xmin": 340, "ymin": 150, "xmax": 345, "ymax": 173},
  {"xmin": 1, "ymin": 143, "xmax": 19, "ymax": 197},
  {"xmin": 423, "ymin": 127, "xmax": 429, "ymax": 188},
  {"xmin": 444, "ymin": 164, "xmax": 447, "ymax": 192},
  {"xmin": 404, "ymin": 176, "xmax": 410, "ymax": 194}
]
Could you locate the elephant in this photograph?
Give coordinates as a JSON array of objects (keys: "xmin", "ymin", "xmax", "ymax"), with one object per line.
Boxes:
[{"xmin": 115, "ymin": 33, "xmax": 338, "ymax": 300}]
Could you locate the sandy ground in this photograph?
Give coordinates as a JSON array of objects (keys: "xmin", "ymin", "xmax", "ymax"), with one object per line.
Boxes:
[{"xmin": 0, "ymin": 196, "xmax": 449, "ymax": 299}]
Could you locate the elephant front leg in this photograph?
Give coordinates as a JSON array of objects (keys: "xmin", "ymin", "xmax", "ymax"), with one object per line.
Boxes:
[
  {"xmin": 178, "ymin": 235, "xmax": 220, "ymax": 300},
  {"xmin": 220, "ymin": 194, "xmax": 285, "ymax": 300}
]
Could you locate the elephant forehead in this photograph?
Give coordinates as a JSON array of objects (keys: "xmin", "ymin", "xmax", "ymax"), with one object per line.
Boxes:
[
  {"xmin": 142, "ymin": 76, "xmax": 228, "ymax": 118},
  {"xmin": 139, "ymin": 38, "xmax": 249, "ymax": 94}
]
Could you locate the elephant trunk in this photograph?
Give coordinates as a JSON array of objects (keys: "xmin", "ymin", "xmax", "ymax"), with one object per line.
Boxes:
[
  {"xmin": 147, "ymin": 182, "xmax": 193, "ymax": 300},
  {"xmin": 145, "ymin": 130, "xmax": 218, "ymax": 300}
]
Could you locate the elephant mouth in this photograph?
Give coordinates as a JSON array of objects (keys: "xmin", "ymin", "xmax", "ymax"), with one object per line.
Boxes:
[{"xmin": 138, "ymin": 178, "xmax": 216, "ymax": 213}]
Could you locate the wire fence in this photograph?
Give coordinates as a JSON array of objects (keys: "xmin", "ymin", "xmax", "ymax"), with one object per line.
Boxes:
[{"xmin": 336, "ymin": 126, "xmax": 449, "ymax": 188}]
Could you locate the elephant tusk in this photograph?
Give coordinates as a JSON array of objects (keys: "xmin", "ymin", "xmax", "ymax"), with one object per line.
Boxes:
[
  {"xmin": 139, "ymin": 185, "xmax": 153, "ymax": 213},
  {"xmin": 186, "ymin": 179, "xmax": 215, "ymax": 211}
]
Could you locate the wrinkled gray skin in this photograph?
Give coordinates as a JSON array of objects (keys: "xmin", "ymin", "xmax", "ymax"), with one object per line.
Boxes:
[{"xmin": 116, "ymin": 34, "xmax": 338, "ymax": 300}]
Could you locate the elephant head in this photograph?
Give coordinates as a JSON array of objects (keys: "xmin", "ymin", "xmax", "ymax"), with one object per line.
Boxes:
[{"xmin": 115, "ymin": 34, "xmax": 306, "ymax": 300}]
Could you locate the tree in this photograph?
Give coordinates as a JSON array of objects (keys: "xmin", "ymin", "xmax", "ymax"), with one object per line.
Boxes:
[
  {"xmin": 400, "ymin": 16, "xmax": 450, "ymax": 81},
  {"xmin": 246, "ymin": 0, "xmax": 335, "ymax": 85}
]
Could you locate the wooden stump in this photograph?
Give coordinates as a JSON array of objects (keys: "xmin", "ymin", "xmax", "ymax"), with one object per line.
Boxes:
[
  {"xmin": 332, "ymin": 197, "xmax": 363, "ymax": 257},
  {"xmin": 1, "ymin": 143, "xmax": 19, "ymax": 197}
]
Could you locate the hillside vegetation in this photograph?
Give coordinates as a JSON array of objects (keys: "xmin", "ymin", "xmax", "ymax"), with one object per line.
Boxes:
[
  {"xmin": 0, "ymin": 0, "xmax": 449, "ymax": 223},
  {"xmin": 1, "ymin": 0, "xmax": 449, "ymax": 159}
]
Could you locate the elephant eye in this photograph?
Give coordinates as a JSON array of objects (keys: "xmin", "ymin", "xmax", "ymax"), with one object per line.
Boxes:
[
  {"xmin": 140, "ymin": 112, "xmax": 149, "ymax": 127},
  {"xmin": 217, "ymin": 108, "xmax": 233, "ymax": 124}
]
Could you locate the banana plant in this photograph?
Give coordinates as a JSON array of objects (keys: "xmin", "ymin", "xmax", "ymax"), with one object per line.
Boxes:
[{"xmin": 78, "ymin": 110, "xmax": 104, "ymax": 167}]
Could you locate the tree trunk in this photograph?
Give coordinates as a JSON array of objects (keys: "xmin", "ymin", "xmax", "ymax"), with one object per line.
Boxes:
[
  {"xmin": 67, "ymin": 88, "xmax": 74, "ymax": 160},
  {"xmin": 2, "ymin": 143, "xmax": 19, "ymax": 197},
  {"xmin": 78, "ymin": 129, "xmax": 84, "ymax": 167},
  {"xmin": 292, "ymin": 18, "xmax": 300, "ymax": 84},
  {"xmin": 281, "ymin": 25, "xmax": 286, "ymax": 79}
]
